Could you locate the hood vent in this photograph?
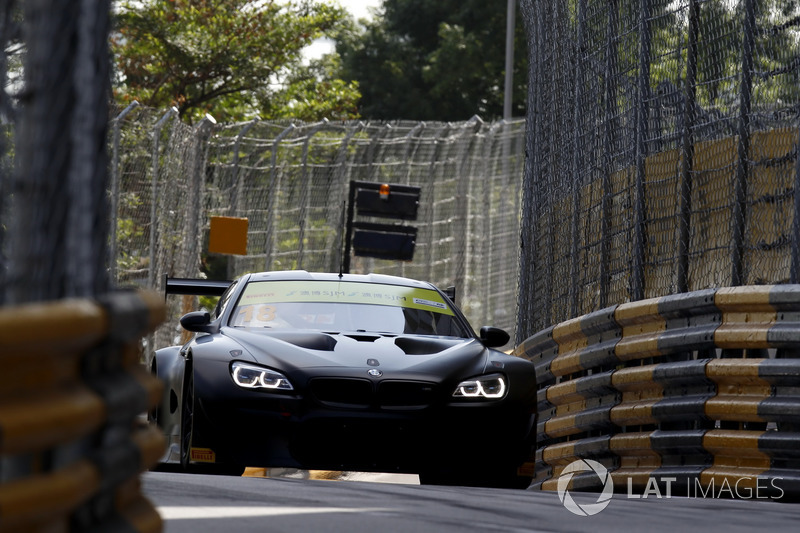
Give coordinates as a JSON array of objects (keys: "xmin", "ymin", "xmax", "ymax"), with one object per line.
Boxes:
[
  {"xmin": 266, "ymin": 332, "xmax": 337, "ymax": 351},
  {"xmin": 345, "ymin": 334, "xmax": 381, "ymax": 343},
  {"xmin": 394, "ymin": 337, "xmax": 463, "ymax": 355}
]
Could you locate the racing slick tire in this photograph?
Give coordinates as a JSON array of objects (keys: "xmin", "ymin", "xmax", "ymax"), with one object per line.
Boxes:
[{"xmin": 179, "ymin": 365, "xmax": 245, "ymax": 476}]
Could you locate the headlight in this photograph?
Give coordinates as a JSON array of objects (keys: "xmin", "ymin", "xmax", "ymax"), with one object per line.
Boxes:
[
  {"xmin": 452, "ymin": 374, "xmax": 506, "ymax": 399},
  {"xmin": 231, "ymin": 362, "xmax": 293, "ymax": 391}
]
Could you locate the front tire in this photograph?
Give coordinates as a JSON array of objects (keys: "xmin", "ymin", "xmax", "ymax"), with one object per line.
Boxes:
[
  {"xmin": 180, "ymin": 366, "xmax": 194, "ymax": 470},
  {"xmin": 178, "ymin": 365, "xmax": 245, "ymax": 476}
]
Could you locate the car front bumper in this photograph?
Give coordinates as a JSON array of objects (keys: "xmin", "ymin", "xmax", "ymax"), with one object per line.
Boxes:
[{"xmin": 190, "ymin": 360, "xmax": 536, "ymax": 473}]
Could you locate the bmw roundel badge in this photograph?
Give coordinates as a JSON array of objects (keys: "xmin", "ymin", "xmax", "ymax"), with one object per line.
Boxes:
[{"xmin": 367, "ymin": 368, "xmax": 383, "ymax": 377}]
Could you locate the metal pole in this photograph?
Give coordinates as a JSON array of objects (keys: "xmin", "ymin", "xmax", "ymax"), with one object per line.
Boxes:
[
  {"xmin": 184, "ymin": 114, "xmax": 216, "ymax": 278},
  {"xmin": 516, "ymin": 0, "xmax": 543, "ymax": 341},
  {"xmin": 230, "ymin": 118, "xmax": 260, "ymax": 215},
  {"xmin": 400, "ymin": 122, "xmax": 425, "ymax": 277},
  {"xmin": 570, "ymin": 0, "xmax": 587, "ymax": 317},
  {"xmin": 677, "ymin": 0, "xmax": 699, "ymax": 293},
  {"xmin": 424, "ymin": 125, "xmax": 451, "ymax": 282},
  {"xmin": 632, "ymin": 0, "xmax": 651, "ymax": 301},
  {"xmin": 297, "ymin": 119, "xmax": 329, "ymax": 269},
  {"xmin": 453, "ymin": 117, "xmax": 482, "ymax": 294},
  {"xmin": 228, "ymin": 118, "xmax": 259, "ymax": 279},
  {"xmin": 792, "ymin": 127, "xmax": 800, "ymax": 283},
  {"xmin": 343, "ymin": 179, "xmax": 356, "ymax": 274},
  {"xmin": 600, "ymin": 0, "xmax": 620, "ymax": 308},
  {"xmin": 147, "ymin": 106, "xmax": 178, "ymax": 289},
  {"xmin": 503, "ymin": 0, "xmax": 516, "ymax": 120},
  {"xmin": 732, "ymin": 0, "xmax": 756, "ymax": 286},
  {"xmin": 109, "ymin": 100, "xmax": 139, "ymax": 286},
  {"xmin": 332, "ymin": 122, "xmax": 365, "ymax": 274},
  {"xmin": 482, "ymin": 121, "xmax": 504, "ymax": 327},
  {"xmin": 265, "ymin": 124, "xmax": 296, "ymax": 271}
]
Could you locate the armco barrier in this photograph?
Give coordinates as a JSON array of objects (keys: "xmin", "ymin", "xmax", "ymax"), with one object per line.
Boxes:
[
  {"xmin": 0, "ymin": 291, "xmax": 166, "ymax": 533},
  {"xmin": 514, "ymin": 285, "xmax": 800, "ymax": 499}
]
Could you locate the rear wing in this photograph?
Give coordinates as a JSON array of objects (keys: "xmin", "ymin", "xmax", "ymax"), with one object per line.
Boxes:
[{"xmin": 164, "ymin": 276, "xmax": 232, "ymax": 300}]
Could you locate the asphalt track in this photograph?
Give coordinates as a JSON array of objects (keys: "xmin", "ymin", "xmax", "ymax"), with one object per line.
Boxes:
[{"xmin": 143, "ymin": 471, "xmax": 800, "ymax": 532}]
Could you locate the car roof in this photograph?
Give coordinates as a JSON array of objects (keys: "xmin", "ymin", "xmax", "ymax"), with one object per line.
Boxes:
[{"xmin": 244, "ymin": 270, "xmax": 438, "ymax": 290}]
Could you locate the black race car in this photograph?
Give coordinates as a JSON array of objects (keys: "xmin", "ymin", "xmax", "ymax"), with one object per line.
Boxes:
[{"xmin": 151, "ymin": 271, "xmax": 537, "ymax": 487}]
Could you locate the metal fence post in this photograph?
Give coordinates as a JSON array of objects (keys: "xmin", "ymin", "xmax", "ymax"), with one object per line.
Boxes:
[
  {"xmin": 480, "ymin": 122, "xmax": 504, "ymax": 327},
  {"xmin": 632, "ymin": 0, "xmax": 651, "ymax": 301},
  {"xmin": 424, "ymin": 125, "xmax": 452, "ymax": 282},
  {"xmin": 265, "ymin": 124, "xmax": 296, "ymax": 271},
  {"xmin": 109, "ymin": 101, "xmax": 139, "ymax": 286},
  {"xmin": 228, "ymin": 118, "xmax": 259, "ymax": 279},
  {"xmin": 517, "ymin": 0, "xmax": 543, "ymax": 342},
  {"xmin": 328, "ymin": 122, "xmax": 364, "ymax": 274},
  {"xmin": 297, "ymin": 119, "xmax": 329, "ymax": 269},
  {"xmin": 399, "ymin": 123, "xmax": 425, "ymax": 278},
  {"xmin": 600, "ymin": 0, "xmax": 620, "ymax": 309},
  {"xmin": 453, "ymin": 116, "xmax": 483, "ymax": 298},
  {"xmin": 793, "ymin": 127, "xmax": 800, "ymax": 283},
  {"xmin": 570, "ymin": 0, "xmax": 587, "ymax": 317},
  {"xmin": 677, "ymin": 0, "xmax": 700, "ymax": 294},
  {"xmin": 230, "ymin": 118, "xmax": 260, "ymax": 216},
  {"xmin": 147, "ymin": 106, "xmax": 178, "ymax": 289},
  {"xmin": 732, "ymin": 0, "xmax": 756, "ymax": 287},
  {"xmin": 184, "ymin": 114, "xmax": 216, "ymax": 278}
]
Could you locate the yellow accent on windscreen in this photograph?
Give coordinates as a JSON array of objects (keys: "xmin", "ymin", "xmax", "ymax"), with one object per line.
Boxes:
[{"xmin": 238, "ymin": 280, "xmax": 454, "ymax": 316}]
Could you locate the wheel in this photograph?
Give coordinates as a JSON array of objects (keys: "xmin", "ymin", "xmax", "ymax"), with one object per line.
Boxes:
[
  {"xmin": 178, "ymin": 365, "xmax": 245, "ymax": 477},
  {"xmin": 147, "ymin": 361, "xmax": 162, "ymax": 428},
  {"xmin": 180, "ymin": 366, "xmax": 194, "ymax": 470}
]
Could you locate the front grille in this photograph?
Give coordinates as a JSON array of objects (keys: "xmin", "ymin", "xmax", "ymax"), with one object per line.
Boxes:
[
  {"xmin": 377, "ymin": 381, "xmax": 436, "ymax": 410},
  {"xmin": 309, "ymin": 378, "xmax": 438, "ymax": 410},
  {"xmin": 309, "ymin": 378, "xmax": 372, "ymax": 408}
]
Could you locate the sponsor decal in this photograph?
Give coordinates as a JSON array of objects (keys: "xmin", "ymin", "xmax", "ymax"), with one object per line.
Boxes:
[
  {"xmin": 190, "ymin": 448, "xmax": 216, "ymax": 463},
  {"xmin": 238, "ymin": 281, "xmax": 454, "ymax": 315},
  {"xmin": 413, "ymin": 297, "xmax": 447, "ymax": 310}
]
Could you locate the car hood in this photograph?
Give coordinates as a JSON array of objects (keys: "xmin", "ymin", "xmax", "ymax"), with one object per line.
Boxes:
[{"xmin": 221, "ymin": 327, "xmax": 488, "ymax": 378}]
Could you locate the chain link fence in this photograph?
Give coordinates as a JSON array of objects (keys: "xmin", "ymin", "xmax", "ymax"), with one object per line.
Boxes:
[
  {"xmin": 105, "ymin": 110, "xmax": 525, "ymax": 347},
  {"xmin": 1, "ymin": 0, "xmax": 111, "ymax": 304},
  {"xmin": 517, "ymin": 0, "xmax": 800, "ymax": 341}
]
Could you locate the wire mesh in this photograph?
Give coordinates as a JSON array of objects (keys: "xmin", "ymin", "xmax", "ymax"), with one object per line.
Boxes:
[
  {"xmin": 517, "ymin": 0, "xmax": 800, "ymax": 341},
  {"xmin": 97, "ymin": 112, "xmax": 526, "ymax": 346}
]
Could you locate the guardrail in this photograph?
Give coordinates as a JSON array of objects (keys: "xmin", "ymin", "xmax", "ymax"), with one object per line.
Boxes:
[
  {"xmin": 513, "ymin": 285, "xmax": 800, "ymax": 499},
  {"xmin": 0, "ymin": 291, "xmax": 166, "ymax": 532}
]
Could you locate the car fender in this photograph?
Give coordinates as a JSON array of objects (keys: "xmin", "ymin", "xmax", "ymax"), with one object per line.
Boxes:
[{"xmin": 153, "ymin": 345, "xmax": 188, "ymax": 450}]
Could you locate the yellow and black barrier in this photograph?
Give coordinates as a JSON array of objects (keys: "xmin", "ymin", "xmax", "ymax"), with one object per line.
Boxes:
[
  {"xmin": 514, "ymin": 285, "xmax": 800, "ymax": 499},
  {"xmin": 0, "ymin": 291, "xmax": 166, "ymax": 533}
]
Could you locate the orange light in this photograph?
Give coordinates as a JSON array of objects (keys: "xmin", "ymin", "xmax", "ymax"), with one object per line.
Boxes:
[{"xmin": 379, "ymin": 183, "xmax": 390, "ymax": 201}]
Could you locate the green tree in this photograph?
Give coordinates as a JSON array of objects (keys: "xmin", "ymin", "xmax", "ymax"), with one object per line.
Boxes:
[
  {"xmin": 334, "ymin": 0, "xmax": 528, "ymax": 121},
  {"xmin": 112, "ymin": 0, "xmax": 360, "ymax": 122}
]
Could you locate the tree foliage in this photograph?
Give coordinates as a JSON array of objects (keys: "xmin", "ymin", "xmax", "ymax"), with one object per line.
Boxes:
[
  {"xmin": 334, "ymin": 0, "xmax": 528, "ymax": 121},
  {"xmin": 112, "ymin": 0, "xmax": 360, "ymax": 122}
]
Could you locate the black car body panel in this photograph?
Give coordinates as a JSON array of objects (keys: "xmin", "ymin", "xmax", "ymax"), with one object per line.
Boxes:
[{"xmin": 152, "ymin": 271, "xmax": 537, "ymax": 486}]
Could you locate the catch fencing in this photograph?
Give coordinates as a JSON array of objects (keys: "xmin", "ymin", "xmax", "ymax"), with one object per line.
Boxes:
[
  {"xmin": 517, "ymin": 0, "xmax": 800, "ymax": 341},
  {"xmin": 107, "ymin": 110, "xmax": 525, "ymax": 346}
]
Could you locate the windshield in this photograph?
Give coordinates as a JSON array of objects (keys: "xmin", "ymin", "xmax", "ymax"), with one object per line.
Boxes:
[{"xmin": 228, "ymin": 280, "xmax": 470, "ymax": 338}]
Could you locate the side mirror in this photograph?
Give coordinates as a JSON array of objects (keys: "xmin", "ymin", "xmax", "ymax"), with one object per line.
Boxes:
[
  {"xmin": 180, "ymin": 311, "xmax": 214, "ymax": 333},
  {"xmin": 479, "ymin": 326, "xmax": 510, "ymax": 348},
  {"xmin": 443, "ymin": 286, "xmax": 456, "ymax": 303}
]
